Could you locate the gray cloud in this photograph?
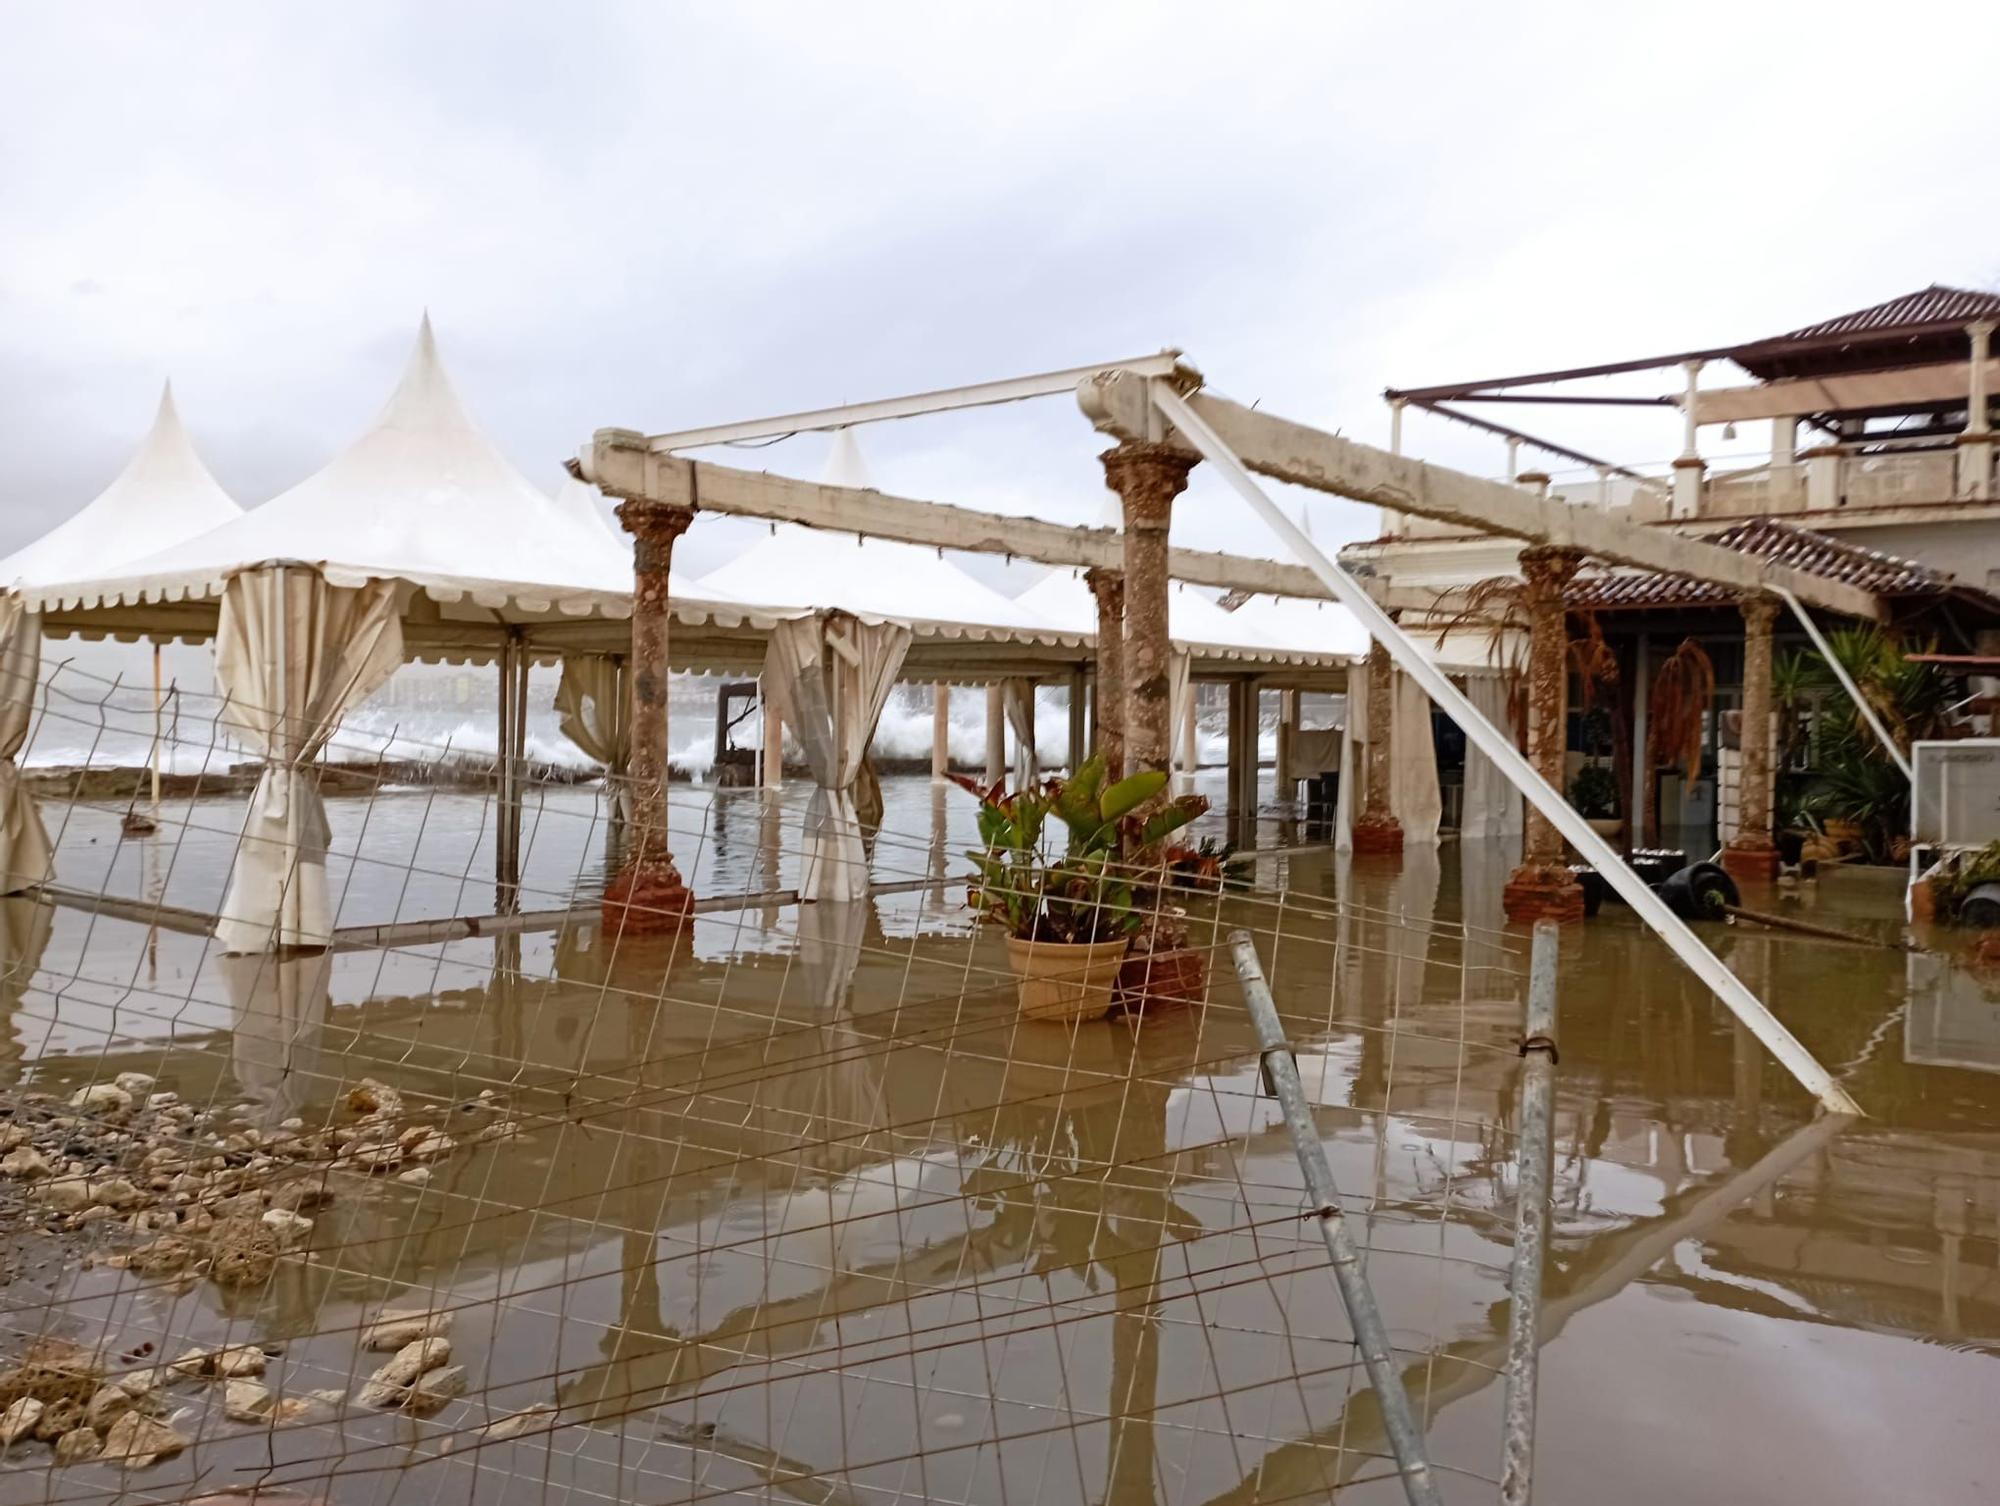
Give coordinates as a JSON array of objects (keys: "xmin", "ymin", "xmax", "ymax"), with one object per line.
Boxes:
[{"xmin": 3, "ymin": 1, "xmax": 1995, "ymax": 573}]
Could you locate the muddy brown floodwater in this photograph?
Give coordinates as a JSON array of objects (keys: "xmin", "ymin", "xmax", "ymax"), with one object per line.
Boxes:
[{"xmin": 0, "ymin": 781, "xmax": 1995, "ymax": 1505}]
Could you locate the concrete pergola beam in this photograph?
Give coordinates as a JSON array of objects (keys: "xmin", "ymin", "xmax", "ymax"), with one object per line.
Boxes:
[
  {"xmin": 583, "ymin": 431, "xmax": 1340, "ymax": 601},
  {"xmin": 1077, "ymin": 373, "xmax": 1883, "ymax": 621}
]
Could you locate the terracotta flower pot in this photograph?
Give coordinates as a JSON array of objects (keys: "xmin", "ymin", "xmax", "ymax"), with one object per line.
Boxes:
[
  {"xmin": 1006, "ymin": 935, "xmax": 1131, "ymax": 1022},
  {"xmin": 1116, "ymin": 947, "xmax": 1209, "ymax": 1014}
]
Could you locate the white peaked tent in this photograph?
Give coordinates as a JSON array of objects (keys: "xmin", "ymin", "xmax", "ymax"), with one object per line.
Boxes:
[
  {"xmin": 0, "ymin": 383, "xmax": 244, "ymax": 587},
  {"xmin": 0, "ymin": 383, "xmax": 243, "ymax": 897},
  {"xmin": 19, "ymin": 318, "xmax": 752, "ymax": 949}
]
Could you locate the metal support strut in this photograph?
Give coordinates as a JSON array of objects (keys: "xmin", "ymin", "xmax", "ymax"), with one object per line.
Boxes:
[
  {"xmin": 1151, "ymin": 382, "xmax": 1861, "ymax": 1118},
  {"xmin": 1228, "ymin": 931, "xmax": 1444, "ymax": 1506},
  {"xmin": 1502, "ymin": 921, "xmax": 1560, "ymax": 1505}
]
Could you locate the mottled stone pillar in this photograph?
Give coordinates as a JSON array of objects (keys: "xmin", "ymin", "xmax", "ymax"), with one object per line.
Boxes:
[
  {"xmin": 1351, "ymin": 639, "xmax": 1403, "ymax": 856},
  {"xmin": 1101, "ymin": 442, "xmax": 1196, "ymax": 777},
  {"xmin": 1504, "ymin": 546, "xmax": 1586, "ymax": 923},
  {"xmin": 1084, "ymin": 565, "xmax": 1126, "ymax": 778},
  {"xmin": 603, "ymin": 499, "xmax": 696, "ymax": 937},
  {"xmin": 1723, "ymin": 593, "xmax": 1782, "ymax": 883}
]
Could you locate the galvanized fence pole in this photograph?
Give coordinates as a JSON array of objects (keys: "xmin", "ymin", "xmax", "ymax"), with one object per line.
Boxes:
[
  {"xmin": 1501, "ymin": 920, "xmax": 1560, "ymax": 1506},
  {"xmin": 1227, "ymin": 930, "xmax": 1444, "ymax": 1506}
]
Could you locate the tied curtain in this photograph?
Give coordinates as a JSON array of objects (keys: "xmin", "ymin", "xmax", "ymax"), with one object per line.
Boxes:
[
  {"xmin": 1335, "ymin": 657, "xmax": 1442, "ymax": 851},
  {"xmin": 1167, "ymin": 650, "xmax": 1192, "ymax": 781},
  {"xmin": 0, "ymin": 598, "xmax": 52, "ymax": 896},
  {"xmin": 214, "ymin": 567, "xmax": 403, "ymax": 953},
  {"xmin": 555, "ymin": 654, "xmax": 632, "ymax": 819},
  {"xmin": 1460, "ymin": 670, "xmax": 1525, "ymax": 840},
  {"xmin": 1003, "ymin": 679, "xmax": 1038, "ymax": 786},
  {"xmin": 762, "ymin": 612, "xmax": 911, "ymax": 902}
]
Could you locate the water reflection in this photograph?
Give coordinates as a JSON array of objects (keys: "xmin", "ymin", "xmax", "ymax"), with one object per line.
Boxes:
[{"xmin": 1, "ymin": 849, "xmax": 1997, "ymax": 1504}]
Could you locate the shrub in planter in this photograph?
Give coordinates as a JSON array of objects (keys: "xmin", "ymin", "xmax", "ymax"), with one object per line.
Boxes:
[{"xmin": 954, "ymin": 758, "xmax": 1207, "ymax": 1020}]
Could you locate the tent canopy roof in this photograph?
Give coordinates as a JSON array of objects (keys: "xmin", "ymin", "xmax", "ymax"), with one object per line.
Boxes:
[
  {"xmin": 1014, "ymin": 568, "xmax": 1352, "ymax": 670},
  {"xmin": 695, "ymin": 521, "xmax": 1084, "ymax": 648},
  {"xmin": 1, "ymin": 383, "xmax": 243, "ymax": 588},
  {"xmin": 19, "ymin": 319, "xmax": 709, "ymax": 625}
]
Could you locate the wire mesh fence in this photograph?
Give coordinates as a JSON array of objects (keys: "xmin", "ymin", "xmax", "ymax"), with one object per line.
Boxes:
[{"xmin": 0, "ymin": 658, "xmax": 1569, "ymax": 1505}]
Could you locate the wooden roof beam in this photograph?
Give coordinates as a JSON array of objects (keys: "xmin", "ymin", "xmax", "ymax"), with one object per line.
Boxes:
[{"xmin": 1077, "ymin": 372, "xmax": 1882, "ymax": 621}]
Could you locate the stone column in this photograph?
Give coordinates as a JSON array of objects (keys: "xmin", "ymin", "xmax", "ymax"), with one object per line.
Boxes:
[
  {"xmin": 1351, "ymin": 638, "xmax": 1403, "ymax": 856},
  {"xmin": 931, "ymin": 684, "xmax": 951, "ymax": 780},
  {"xmin": 1503, "ymin": 546, "xmax": 1585, "ymax": 923},
  {"xmin": 1722, "ymin": 593, "xmax": 1782, "ymax": 882},
  {"xmin": 1960, "ymin": 320, "xmax": 1995, "ymax": 501},
  {"xmin": 603, "ymin": 499, "xmax": 696, "ymax": 936},
  {"xmin": 1102, "ymin": 442, "xmax": 1196, "ymax": 777},
  {"xmin": 1084, "ymin": 565, "xmax": 1126, "ymax": 777},
  {"xmin": 1672, "ymin": 358, "xmax": 1706, "ymax": 520}
]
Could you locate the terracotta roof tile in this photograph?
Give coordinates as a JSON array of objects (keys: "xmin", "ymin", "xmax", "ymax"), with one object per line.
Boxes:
[{"xmin": 1566, "ymin": 519, "xmax": 1957, "ymax": 611}]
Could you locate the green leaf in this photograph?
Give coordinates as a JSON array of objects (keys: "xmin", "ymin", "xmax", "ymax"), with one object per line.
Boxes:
[{"xmin": 1099, "ymin": 769, "xmax": 1167, "ymax": 823}]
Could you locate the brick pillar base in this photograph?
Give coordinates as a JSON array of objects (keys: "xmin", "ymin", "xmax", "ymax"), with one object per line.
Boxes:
[
  {"xmin": 1503, "ymin": 862, "xmax": 1586, "ymax": 924},
  {"xmin": 1351, "ymin": 812, "xmax": 1404, "ymax": 857},
  {"xmin": 1720, "ymin": 838, "xmax": 1782, "ymax": 883},
  {"xmin": 602, "ymin": 858, "xmax": 695, "ymax": 939}
]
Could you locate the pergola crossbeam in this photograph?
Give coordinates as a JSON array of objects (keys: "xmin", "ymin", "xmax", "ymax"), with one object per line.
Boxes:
[
  {"xmin": 583, "ymin": 437, "xmax": 1340, "ymax": 601},
  {"xmin": 1078, "ymin": 373, "xmax": 1882, "ymax": 620}
]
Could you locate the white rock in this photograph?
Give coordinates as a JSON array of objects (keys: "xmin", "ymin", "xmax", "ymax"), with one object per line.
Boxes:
[
  {"xmin": 0, "ymin": 1397, "xmax": 43, "ymax": 1445},
  {"xmin": 54, "ymin": 1425, "xmax": 102, "ymax": 1465},
  {"xmin": 69, "ymin": 1083, "xmax": 134, "ymax": 1114},
  {"xmin": 1, "ymin": 1146, "xmax": 50, "ymax": 1179},
  {"xmin": 113, "ymin": 1072, "xmax": 156, "ymax": 1095},
  {"xmin": 479, "ymin": 1403, "xmax": 555, "ymax": 1443},
  {"xmin": 222, "ymin": 1380, "xmax": 273, "ymax": 1423},
  {"xmin": 146, "ymin": 1091, "xmax": 181, "ymax": 1110},
  {"xmin": 396, "ymin": 1166, "xmax": 432, "ymax": 1186},
  {"xmin": 359, "ymin": 1337, "xmax": 452, "ymax": 1407},
  {"xmin": 361, "ymin": 1310, "xmax": 452, "ymax": 1351},
  {"xmin": 99, "ymin": 1410, "xmax": 187, "ymax": 1467},
  {"xmin": 259, "ymin": 1208, "xmax": 314, "ymax": 1248},
  {"xmin": 405, "ymin": 1364, "xmax": 466, "ymax": 1415},
  {"xmin": 38, "ymin": 1177, "xmax": 91, "ymax": 1212}
]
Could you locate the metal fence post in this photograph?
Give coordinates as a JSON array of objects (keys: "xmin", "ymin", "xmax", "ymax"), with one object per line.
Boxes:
[
  {"xmin": 1228, "ymin": 930, "xmax": 1444, "ymax": 1506},
  {"xmin": 1502, "ymin": 920, "xmax": 1560, "ymax": 1505}
]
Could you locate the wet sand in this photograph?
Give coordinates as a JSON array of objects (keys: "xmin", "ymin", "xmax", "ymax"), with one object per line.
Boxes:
[{"xmin": 1, "ymin": 778, "xmax": 1995, "ymax": 1504}]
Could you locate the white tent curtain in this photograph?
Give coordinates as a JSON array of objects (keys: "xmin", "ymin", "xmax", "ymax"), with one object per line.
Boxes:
[
  {"xmin": 555, "ymin": 654, "xmax": 632, "ymax": 820},
  {"xmin": 762, "ymin": 612, "xmax": 911, "ymax": 902},
  {"xmin": 1004, "ymin": 678, "xmax": 1038, "ymax": 786},
  {"xmin": 223, "ymin": 950, "xmax": 334, "ymax": 1127},
  {"xmin": 0, "ymin": 598, "xmax": 52, "ymax": 896},
  {"xmin": 1167, "ymin": 650, "xmax": 1192, "ymax": 777},
  {"xmin": 214, "ymin": 567, "xmax": 403, "ymax": 953},
  {"xmin": 1460, "ymin": 670, "xmax": 1524, "ymax": 840},
  {"xmin": 1334, "ymin": 656, "xmax": 1367, "ymax": 853},
  {"xmin": 1335, "ymin": 662, "xmax": 1442, "ymax": 849},
  {"xmin": 1392, "ymin": 669, "xmax": 1443, "ymax": 845}
]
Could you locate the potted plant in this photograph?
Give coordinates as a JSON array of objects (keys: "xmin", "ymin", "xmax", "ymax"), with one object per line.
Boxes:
[
  {"xmin": 956, "ymin": 757, "xmax": 1207, "ymax": 1021},
  {"xmin": 1569, "ymin": 763, "xmax": 1622, "ymax": 839}
]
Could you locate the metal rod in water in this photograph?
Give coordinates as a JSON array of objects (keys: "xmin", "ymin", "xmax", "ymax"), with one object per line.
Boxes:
[
  {"xmin": 1227, "ymin": 930, "xmax": 1443, "ymax": 1506},
  {"xmin": 1502, "ymin": 920, "xmax": 1560, "ymax": 1506}
]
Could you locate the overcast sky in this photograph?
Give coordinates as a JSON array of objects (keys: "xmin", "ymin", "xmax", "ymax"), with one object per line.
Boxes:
[{"xmin": 3, "ymin": 2, "xmax": 1995, "ymax": 581}]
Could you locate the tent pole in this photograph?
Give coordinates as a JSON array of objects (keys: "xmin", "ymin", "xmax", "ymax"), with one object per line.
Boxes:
[
  {"xmin": 1148, "ymin": 382, "xmax": 1861, "ymax": 1117},
  {"xmin": 150, "ymin": 644, "xmax": 163, "ymax": 815}
]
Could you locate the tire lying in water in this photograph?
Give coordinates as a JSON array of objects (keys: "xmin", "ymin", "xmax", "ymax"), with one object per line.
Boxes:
[
  {"xmin": 1658, "ymin": 862, "xmax": 1740, "ymax": 920},
  {"xmin": 1958, "ymin": 882, "xmax": 2000, "ymax": 930}
]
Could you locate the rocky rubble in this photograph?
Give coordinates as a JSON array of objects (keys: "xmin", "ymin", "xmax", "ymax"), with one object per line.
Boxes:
[{"xmin": 0, "ymin": 1072, "xmax": 522, "ymax": 1296}]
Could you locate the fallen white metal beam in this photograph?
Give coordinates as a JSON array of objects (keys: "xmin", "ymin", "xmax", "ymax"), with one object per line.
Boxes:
[
  {"xmin": 1148, "ymin": 381, "xmax": 1863, "ymax": 1117},
  {"xmin": 638, "ymin": 351, "xmax": 1188, "ymax": 452},
  {"xmin": 1081, "ymin": 372, "xmax": 1882, "ymax": 621}
]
